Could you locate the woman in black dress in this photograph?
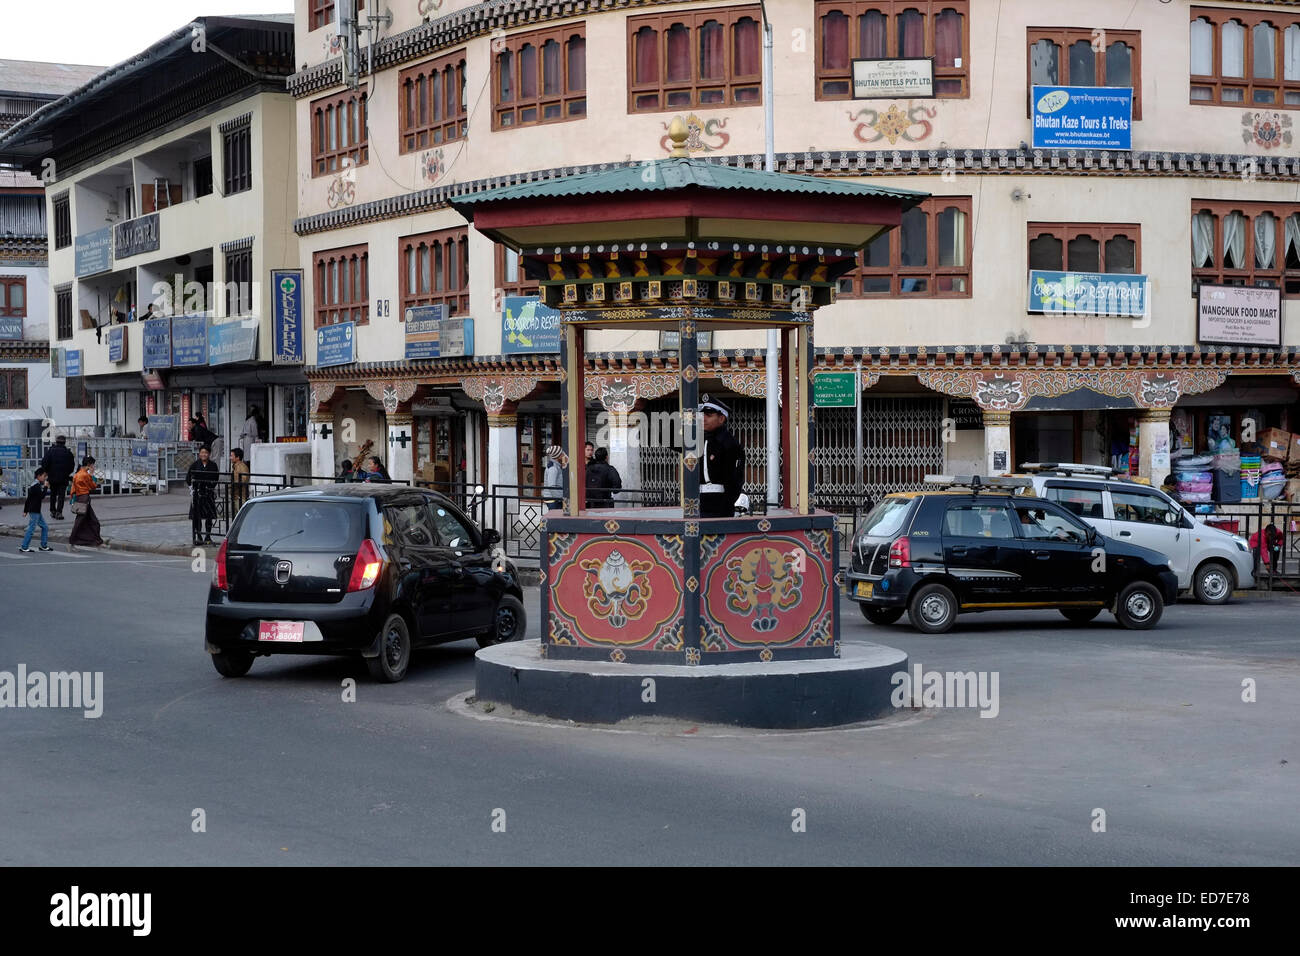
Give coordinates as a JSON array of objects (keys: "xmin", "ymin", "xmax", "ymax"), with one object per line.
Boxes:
[{"xmin": 187, "ymin": 446, "xmax": 220, "ymax": 545}]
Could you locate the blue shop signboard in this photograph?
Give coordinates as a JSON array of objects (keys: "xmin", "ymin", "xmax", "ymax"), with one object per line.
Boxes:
[
  {"xmin": 171, "ymin": 314, "xmax": 209, "ymax": 367},
  {"xmin": 0, "ymin": 316, "xmax": 22, "ymax": 340},
  {"xmin": 502, "ymin": 296, "xmax": 561, "ymax": 354},
  {"xmin": 75, "ymin": 226, "xmax": 113, "ymax": 278},
  {"xmin": 1031, "ymin": 86, "xmax": 1132, "ymax": 150},
  {"xmin": 108, "ymin": 325, "xmax": 126, "ymax": 362},
  {"xmin": 142, "ymin": 316, "xmax": 172, "ymax": 368},
  {"xmin": 405, "ymin": 305, "xmax": 474, "ymax": 359},
  {"xmin": 1028, "ymin": 270, "xmax": 1149, "ymax": 319},
  {"xmin": 208, "ymin": 319, "xmax": 259, "ymax": 366},
  {"xmin": 271, "ymin": 269, "xmax": 305, "ymax": 365},
  {"xmin": 316, "ymin": 321, "xmax": 355, "ymax": 368},
  {"xmin": 65, "ymin": 349, "xmax": 82, "ymax": 377}
]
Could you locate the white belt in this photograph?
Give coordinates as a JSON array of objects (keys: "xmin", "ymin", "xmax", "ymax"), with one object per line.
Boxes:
[{"xmin": 700, "ymin": 483, "xmax": 726, "ymax": 494}]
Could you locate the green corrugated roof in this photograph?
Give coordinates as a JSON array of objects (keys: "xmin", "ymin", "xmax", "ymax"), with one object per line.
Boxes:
[{"xmin": 452, "ymin": 158, "xmax": 929, "ymax": 207}]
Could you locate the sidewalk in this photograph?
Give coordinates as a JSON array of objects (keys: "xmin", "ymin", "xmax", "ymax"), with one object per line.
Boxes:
[{"xmin": 0, "ymin": 489, "xmax": 202, "ymax": 555}]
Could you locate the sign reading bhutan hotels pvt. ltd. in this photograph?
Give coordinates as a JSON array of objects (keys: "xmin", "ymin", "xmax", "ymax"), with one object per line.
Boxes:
[{"xmin": 852, "ymin": 58, "xmax": 935, "ymax": 99}]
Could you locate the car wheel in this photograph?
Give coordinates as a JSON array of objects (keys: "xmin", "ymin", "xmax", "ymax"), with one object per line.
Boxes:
[
  {"xmin": 367, "ymin": 613, "xmax": 411, "ymax": 682},
  {"xmin": 211, "ymin": 649, "xmax": 253, "ymax": 678},
  {"xmin": 861, "ymin": 605, "xmax": 905, "ymax": 625},
  {"xmin": 908, "ymin": 583, "xmax": 957, "ymax": 634},
  {"xmin": 1192, "ymin": 561, "xmax": 1233, "ymax": 605},
  {"xmin": 1060, "ymin": 607, "xmax": 1102, "ymax": 624},
  {"xmin": 477, "ymin": 594, "xmax": 527, "ymax": 648},
  {"xmin": 1115, "ymin": 581, "xmax": 1163, "ymax": 630}
]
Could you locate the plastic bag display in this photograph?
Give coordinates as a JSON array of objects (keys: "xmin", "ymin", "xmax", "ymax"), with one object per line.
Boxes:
[{"xmin": 1240, "ymin": 455, "xmax": 1262, "ymax": 499}]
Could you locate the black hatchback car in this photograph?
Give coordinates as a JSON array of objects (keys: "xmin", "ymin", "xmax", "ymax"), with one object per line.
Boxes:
[
  {"xmin": 205, "ymin": 484, "xmax": 526, "ymax": 681},
  {"xmin": 846, "ymin": 477, "xmax": 1179, "ymax": 633}
]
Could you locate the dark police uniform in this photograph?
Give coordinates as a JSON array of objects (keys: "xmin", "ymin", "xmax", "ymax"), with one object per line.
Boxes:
[{"xmin": 700, "ymin": 420, "xmax": 745, "ymax": 518}]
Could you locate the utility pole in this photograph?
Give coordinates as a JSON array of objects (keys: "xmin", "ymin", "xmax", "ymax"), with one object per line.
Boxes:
[{"xmin": 761, "ymin": 1, "xmax": 780, "ymax": 511}]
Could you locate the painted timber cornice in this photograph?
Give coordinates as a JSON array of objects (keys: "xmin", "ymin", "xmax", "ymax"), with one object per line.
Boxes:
[{"xmin": 295, "ymin": 147, "xmax": 1300, "ymax": 237}]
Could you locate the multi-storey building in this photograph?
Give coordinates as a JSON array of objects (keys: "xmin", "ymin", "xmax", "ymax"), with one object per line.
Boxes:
[
  {"xmin": 289, "ymin": 0, "xmax": 1298, "ymax": 503},
  {"xmin": 0, "ymin": 59, "xmax": 103, "ymax": 446},
  {"xmin": 0, "ymin": 16, "xmax": 302, "ymax": 459}
]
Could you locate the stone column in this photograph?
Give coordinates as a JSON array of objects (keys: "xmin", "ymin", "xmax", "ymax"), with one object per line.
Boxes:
[
  {"xmin": 486, "ymin": 403, "xmax": 519, "ymax": 534},
  {"xmin": 1138, "ymin": 408, "xmax": 1172, "ymax": 488},
  {"xmin": 983, "ymin": 410, "xmax": 1012, "ymax": 477},
  {"xmin": 310, "ymin": 411, "xmax": 335, "ymax": 482},
  {"xmin": 386, "ymin": 412, "xmax": 415, "ymax": 483}
]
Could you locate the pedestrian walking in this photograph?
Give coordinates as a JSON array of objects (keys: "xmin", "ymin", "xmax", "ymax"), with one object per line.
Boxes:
[
  {"xmin": 230, "ymin": 447, "xmax": 250, "ymax": 511},
  {"xmin": 68, "ymin": 457, "xmax": 106, "ymax": 550},
  {"xmin": 19, "ymin": 468, "xmax": 54, "ymax": 552},
  {"xmin": 187, "ymin": 446, "xmax": 220, "ymax": 545},
  {"xmin": 543, "ymin": 445, "xmax": 566, "ymax": 510},
  {"xmin": 585, "ymin": 447, "xmax": 621, "ymax": 508},
  {"xmin": 40, "ymin": 435, "xmax": 76, "ymax": 519}
]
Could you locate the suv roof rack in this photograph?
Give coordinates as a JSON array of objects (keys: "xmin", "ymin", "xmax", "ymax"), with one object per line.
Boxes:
[
  {"xmin": 1019, "ymin": 462, "xmax": 1121, "ymax": 477},
  {"xmin": 923, "ymin": 474, "xmax": 1034, "ymax": 492}
]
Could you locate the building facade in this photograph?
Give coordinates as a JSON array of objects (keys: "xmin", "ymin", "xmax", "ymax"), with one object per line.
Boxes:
[
  {"xmin": 0, "ymin": 59, "xmax": 103, "ymax": 448},
  {"xmin": 0, "ymin": 17, "xmax": 303, "ymax": 466},
  {"xmin": 289, "ymin": 0, "xmax": 1299, "ymax": 502}
]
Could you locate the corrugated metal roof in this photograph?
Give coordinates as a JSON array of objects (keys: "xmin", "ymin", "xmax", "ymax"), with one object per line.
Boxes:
[
  {"xmin": 0, "ymin": 60, "xmax": 105, "ymax": 97},
  {"xmin": 452, "ymin": 158, "xmax": 929, "ymax": 207}
]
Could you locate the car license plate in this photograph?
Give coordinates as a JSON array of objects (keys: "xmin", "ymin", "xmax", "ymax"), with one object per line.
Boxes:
[
  {"xmin": 259, "ymin": 621, "xmax": 305, "ymax": 643},
  {"xmin": 855, "ymin": 581, "xmax": 873, "ymax": 598}
]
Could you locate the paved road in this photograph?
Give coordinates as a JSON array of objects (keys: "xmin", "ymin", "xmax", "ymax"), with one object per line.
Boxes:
[{"xmin": 2, "ymin": 547, "xmax": 1297, "ymax": 865}]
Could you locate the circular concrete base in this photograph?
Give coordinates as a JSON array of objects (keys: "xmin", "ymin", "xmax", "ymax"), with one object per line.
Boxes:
[{"xmin": 474, "ymin": 640, "xmax": 909, "ymax": 730}]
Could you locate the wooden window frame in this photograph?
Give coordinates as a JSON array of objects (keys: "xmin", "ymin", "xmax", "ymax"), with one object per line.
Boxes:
[
  {"xmin": 837, "ymin": 196, "xmax": 973, "ymax": 298},
  {"xmin": 1189, "ymin": 7, "xmax": 1300, "ymax": 108},
  {"xmin": 308, "ymin": 0, "xmax": 362, "ymax": 33},
  {"xmin": 494, "ymin": 244, "xmax": 539, "ymax": 298},
  {"xmin": 399, "ymin": 227, "xmax": 470, "ymax": 318},
  {"xmin": 313, "ymin": 244, "xmax": 369, "ymax": 328},
  {"xmin": 56, "ymin": 287, "xmax": 72, "ymax": 341},
  {"xmin": 626, "ymin": 5, "xmax": 764, "ymax": 113},
  {"xmin": 814, "ymin": 1, "xmax": 971, "ymax": 100},
  {"xmin": 224, "ymin": 249, "xmax": 254, "ymax": 316},
  {"xmin": 0, "ymin": 368, "xmax": 28, "ymax": 410},
  {"xmin": 492, "ymin": 23, "xmax": 587, "ymax": 130},
  {"xmin": 1191, "ymin": 200, "xmax": 1300, "ymax": 296},
  {"xmin": 65, "ymin": 374, "xmax": 94, "ymax": 410},
  {"xmin": 1026, "ymin": 27, "xmax": 1142, "ymax": 120},
  {"xmin": 0, "ymin": 276, "xmax": 26, "ymax": 317},
  {"xmin": 310, "ymin": 86, "xmax": 369, "ymax": 177},
  {"xmin": 399, "ymin": 51, "xmax": 468, "ymax": 153},
  {"xmin": 53, "ymin": 195, "xmax": 71, "ymax": 249},
  {"xmin": 222, "ymin": 124, "xmax": 252, "ymax": 195},
  {"xmin": 1026, "ymin": 222, "xmax": 1143, "ymax": 274}
]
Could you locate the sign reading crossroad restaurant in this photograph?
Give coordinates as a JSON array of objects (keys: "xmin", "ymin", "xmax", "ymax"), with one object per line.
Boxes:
[
  {"xmin": 851, "ymin": 58, "xmax": 935, "ymax": 99},
  {"xmin": 1198, "ymin": 285, "xmax": 1281, "ymax": 347},
  {"xmin": 1028, "ymin": 270, "xmax": 1149, "ymax": 318}
]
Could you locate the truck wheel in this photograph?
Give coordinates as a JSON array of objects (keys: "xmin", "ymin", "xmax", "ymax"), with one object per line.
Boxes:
[
  {"xmin": 1060, "ymin": 608, "xmax": 1102, "ymax": 624},
  {"xmin": 1192, "ymin": 561, "xmax": 1233, "ymax": 605},
  {"xmin": 861, "ymin": 605, "xmax": 905, "ymax": 625},
  {"xmin": 1115, "ymin": 581, "xmax": 1163, "ymax": 630},
  {"xmin": 909, "ymin": 583, "xmax": 957, "ymax": 634},
  {"xmin": 367, "ymin": 614, "xmax": 411, "ymax": 682}
]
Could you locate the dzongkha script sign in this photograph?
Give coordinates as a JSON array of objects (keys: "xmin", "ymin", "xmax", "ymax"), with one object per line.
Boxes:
[
  {"xmin": 1031, "ymin": 86, "xmax": 1132, "ymax": 150},
  {"xmin": 1197, "ymin": 285, "xmax": 1281, "ymax": 347},
  {"xmin": 851, "ymin": 58, "xmax": 935, "ymax": 99}
]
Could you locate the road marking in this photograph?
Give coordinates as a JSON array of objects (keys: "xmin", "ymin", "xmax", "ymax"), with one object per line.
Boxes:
[{"xmin": 0, "ymin": 552, "xmax": 26, "ymax": 559}]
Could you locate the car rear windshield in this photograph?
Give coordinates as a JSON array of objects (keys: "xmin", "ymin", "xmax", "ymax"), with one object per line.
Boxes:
[
  {"xmin": 857, "ymin": 497, "xmax": 914, "ymax": 538},
  {"xmin": 231, "ymin": 500, "xmax": 366, "ymax": 551}
]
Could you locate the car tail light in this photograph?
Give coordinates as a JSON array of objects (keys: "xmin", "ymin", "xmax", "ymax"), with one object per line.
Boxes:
[
  {"xmin": 347, "ymin": 539, "xmax": 383, "ymax": 592},
  {"xmin": 214, "ymin": 539, "xmax": 229, "ymax": 591},
  {"xmin": 888, "ymin": 537, "xmax": 911, "ymax": 569}
]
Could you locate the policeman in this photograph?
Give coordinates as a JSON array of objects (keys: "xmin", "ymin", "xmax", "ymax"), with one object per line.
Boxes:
[{"xmin": 698, "ymin": 396, "xmax": 745, "ymax": 518}]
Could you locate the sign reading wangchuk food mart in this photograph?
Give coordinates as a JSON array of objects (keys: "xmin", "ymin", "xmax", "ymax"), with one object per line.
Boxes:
[
  {"xmin": 1031, "ymin": 86, "xmax": 1132, "ymax": 150},
  {"xmin": 1197, "ymin": 284, "xmax": 1281, "ymax": 347},
  {"xmin": 1028, "ymin": 270, "xmax": 1149, "ymax": 318},
  {"xmin": 851, "ymin": 58, "xmax": 935, "ymax": 99},
  {"xmin": 113, "ymin": 212, "xmax": 160, "ymax": 260}
]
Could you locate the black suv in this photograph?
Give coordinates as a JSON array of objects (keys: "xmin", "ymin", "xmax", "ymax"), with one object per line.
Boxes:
[
  {"xmin": 846, "ymin": 478, "xmax": 1179, "ymax": 634},
  {"xmin": 205, "ymin": 484, "xmax": 526, "ymax": 681}
]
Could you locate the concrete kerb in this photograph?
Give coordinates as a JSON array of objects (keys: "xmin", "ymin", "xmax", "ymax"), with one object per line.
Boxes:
[{"xmin": 0, "ymin": 524, "xmax": 200, "ymax": 556}]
